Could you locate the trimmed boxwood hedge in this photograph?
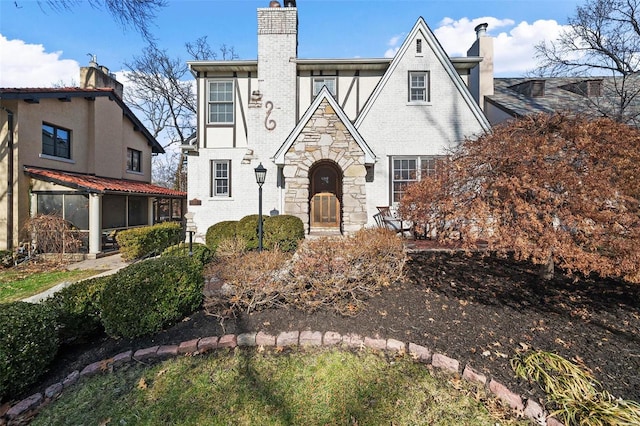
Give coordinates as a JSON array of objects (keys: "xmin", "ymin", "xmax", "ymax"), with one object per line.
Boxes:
[
  {"xmin": 0, "ymin": 301, "xmax": 59, "ymax": 400},
  {"xmin": 98, "ymin": 257, "xmax": 203, "ymax": 338},
  {"xmin": 206, "ymin": 214, "xmax": 304, "ymax": 254},
  {"xmin": 117, "ymin": 222, "xmax": 184, "ymax": 260},
  {"xmin": 162, "ymin": 242, "xmax": 212, "ymax": 265},
  {"xmin": 44, "ymin": 276, "xmax": 109, "ymax": 343},
  {"xmin": 205, "ymin": 220, "xmax": 238, "ymax": 253},
  {"xmin": 264, "ymin": 215, "xmax": 304, "ymax": 252}
]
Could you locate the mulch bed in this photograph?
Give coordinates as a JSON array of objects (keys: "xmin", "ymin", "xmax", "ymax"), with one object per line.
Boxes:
[{"xmin": 12, "ymin": 248, "xmax": 640, "ymax": 411}]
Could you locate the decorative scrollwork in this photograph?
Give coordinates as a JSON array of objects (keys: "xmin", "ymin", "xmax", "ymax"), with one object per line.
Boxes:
[{"xmin": 265, "ymin": 100, "xmax": 276, "ymax": 130}]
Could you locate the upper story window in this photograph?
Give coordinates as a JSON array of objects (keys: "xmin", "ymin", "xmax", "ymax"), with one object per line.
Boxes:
[
  {"xmin": 42, "ymin": 123, "xmax": 71, "ymax": 159},
  {"xmin": 409, "ymin": 71, "xmax": 430, "ymax": 102},
  {"xmin": 127, "ymin": 148, "xmax": 142, "ymax": 172},
  {"xmin": 208, "ymin": 80, "xmax": 234, "ymax": 124},
  {"xmin": 416, "ymin": 39, "xmax": 423, "ymax": 54},
  {"xmin": 313, "ymin": 77, "xmax": 337, "ymax": 96},
  {"xmin": 211, "ymin": 160, "xmax": 231, "ymax": 197}
]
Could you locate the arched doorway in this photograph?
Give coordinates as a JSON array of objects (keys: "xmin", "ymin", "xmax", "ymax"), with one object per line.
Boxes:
[{"xmin": 309, "ymin": 161, "xmax": 342, "ymax": 230}]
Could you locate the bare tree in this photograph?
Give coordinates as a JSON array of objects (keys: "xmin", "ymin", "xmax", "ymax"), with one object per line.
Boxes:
[
  {"xmin": 399, "ymin": 113, "xmax": 640, "ymax": 283},
  {"xmin": 36, "ymin": 0, "xmax": 166, "ymax": 41},
  {"xmin": 124, "ymin": 40, "xmax": 237, "ymax": 189},
  {"xmin": 534, "ymin": 0, "xmax": 640, "ymax": 126}
]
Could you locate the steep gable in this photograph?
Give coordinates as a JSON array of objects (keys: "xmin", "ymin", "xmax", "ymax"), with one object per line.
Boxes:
[
  {"xmin": 354, "ymin": 17, "xmax": 490, "ymax": 140},
  {"xmin": 273, "ymin": 87, "xmax": 376, "ymax": 164}
]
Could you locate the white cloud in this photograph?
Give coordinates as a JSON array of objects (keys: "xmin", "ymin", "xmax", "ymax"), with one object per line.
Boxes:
[
  {"xmin": 433, "ymin": 17, "xmax": 569, "ymax": 76},
  {"xmin": 0, "ymin": 34, "xmax": 79, "ymax": 87},
  {"xmin": 384, "ymin": 33, "xmax": 405, "ymax": 58}
]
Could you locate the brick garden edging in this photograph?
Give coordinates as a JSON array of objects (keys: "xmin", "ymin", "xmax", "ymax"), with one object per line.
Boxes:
[{"xmin": 1, "ymin": 330, "xmax": 564, "ymax": 426}]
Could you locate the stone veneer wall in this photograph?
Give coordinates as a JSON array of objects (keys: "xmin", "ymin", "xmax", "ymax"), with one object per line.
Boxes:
[{"xmin": 282, "ymin": 100, "xmax": 368, "ymax": 233}]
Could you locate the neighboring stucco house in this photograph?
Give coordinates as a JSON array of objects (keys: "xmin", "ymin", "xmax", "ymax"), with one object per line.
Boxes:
[
  {"xmin": 0, "ymin": 63, "xmax": 186, "ymax": 257},
  {"xmin": 184, "ymin": 1, "xmax": 493, "ymax": 239},
  {"xmin": 485, "ymin": 76, "xmax": 640, "ymax": 127}
]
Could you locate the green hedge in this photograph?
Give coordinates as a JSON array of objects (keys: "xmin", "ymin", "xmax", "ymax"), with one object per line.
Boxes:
[
  {"xmin": 236, "ymin": 215, "xmax": 262, "ymax": 250},
  {"xmin": 98, "ymin": 257, "xmax": 203, "ymax": 338},
  {"xmin": 264, "ymin": 215, "xmax": 304, "ymax": 252},
  {"xmin": 0, "ymin": 302, "xmax": 59, "ymax": 399},
  {"xmin": 44, "ymin": 276, "xmax": 109, "ymax": 343},
  {"xmin": 162, "ymin": 242, "xmax": 212, "ymax": 265},
  {"xmin": 206, "ymin": 215, "xmax": 304, "ymax": 254},
  {"xmin": 205, "ymin": 220, "xmax": 238, "ymax": 253},
  {"xmin": 116, "ymin": 222, "xmax": 184, "ymax": 260}
]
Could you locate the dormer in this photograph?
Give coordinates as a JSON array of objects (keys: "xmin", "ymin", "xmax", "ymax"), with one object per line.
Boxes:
[
  {"xmin": 560, "ymin": 79, "xmax": 603, "ymax": 97},
  {"xmin": 509, "ymin": 80, "xmax": 546, "ymax": 97}
]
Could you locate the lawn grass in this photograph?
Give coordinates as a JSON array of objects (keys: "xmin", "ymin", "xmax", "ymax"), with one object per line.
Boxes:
[
  {"xmin": 31, "ymin": 347, "xmax": 528, "ymax": 426},
  {"xmin": 0, "ymin": 269, "xmax": 101, "ymax": 303}
]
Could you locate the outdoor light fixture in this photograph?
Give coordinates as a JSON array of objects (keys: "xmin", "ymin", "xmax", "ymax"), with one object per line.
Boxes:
[{"xmin": 254, "ymin": 163, "xmax": 267, "ymax": 251}]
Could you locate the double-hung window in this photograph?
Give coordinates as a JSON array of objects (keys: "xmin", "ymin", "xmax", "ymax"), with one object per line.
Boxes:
[
  {"xmin": 409, "ymin": 71, "xmax": 429, "ymax": 102},
  {"xmin": 211, "ymin": 160, "xmax": 231, "ymax": 197},
  {"xmin": 208, "ymin": 80, "xmax": 234, "ymax": 124},
  {"xmin": 391, "ymin": 156, "xmax": 443, "ymax": 203},
  {"xmin": 127, "ymin": 148, "xmax": 142, "ymax": 172},
  {"xmin": 42, "ymin": 123, "xmax": 71, "ymax": 159},
  {"xmin": 312, "ymin": 77, "xmax": 336, "ymax": 96}
]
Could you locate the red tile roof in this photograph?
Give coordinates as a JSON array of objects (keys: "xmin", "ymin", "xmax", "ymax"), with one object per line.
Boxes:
[{"xmin": 24, "ymin": 166, "xmax": 186, "ymax": 198}]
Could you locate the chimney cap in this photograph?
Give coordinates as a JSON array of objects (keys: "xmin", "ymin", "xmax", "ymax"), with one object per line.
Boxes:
[{"xmin": 474, "ymin": 23, "xmax": 488, "ymax": 38}]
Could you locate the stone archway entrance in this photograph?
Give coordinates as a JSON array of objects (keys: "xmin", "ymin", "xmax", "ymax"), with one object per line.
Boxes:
[{"xmin": 309, "ymin": 161, "xmax": 342, "ymax": 229}]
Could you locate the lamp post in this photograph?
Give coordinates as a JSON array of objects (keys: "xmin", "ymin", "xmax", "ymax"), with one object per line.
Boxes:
[{"xmin": 254, "ymin": 163, "xmax": 267, "ymax": 252}]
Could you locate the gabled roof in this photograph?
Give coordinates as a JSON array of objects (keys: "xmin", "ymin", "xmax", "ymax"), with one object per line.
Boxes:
[
  {"xmin": 354, "ymin": 17, "xmax": 491, "ymax": 132},
  {"xmin": 24, "ymin": 166, "xmax": 185, "ymax": 197},
  {"xmin": 273, "ymin": 86, "xmax": 376, "ymax": 165},
  {"xmin": 0, "ymin": 87, "xmax": 164, "ymax": 154}
]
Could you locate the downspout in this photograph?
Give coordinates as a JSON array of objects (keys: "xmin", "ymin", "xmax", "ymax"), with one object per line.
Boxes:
[{"xmin": 1, "ymin": 106, "xmax": 14, "ymax": 250}]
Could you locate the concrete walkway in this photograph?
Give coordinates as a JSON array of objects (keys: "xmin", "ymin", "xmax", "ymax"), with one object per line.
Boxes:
[{"xmin": 22, "ymin": 253, "xmax": 130, "ymax": 303}]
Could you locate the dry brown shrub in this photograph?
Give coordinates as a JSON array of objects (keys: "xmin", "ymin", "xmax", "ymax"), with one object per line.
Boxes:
[
  {"xmin": 204, "ymin": 228, "xmax": 406, "ymax": 320},
  {"xmin": 22, "ymin": 214, "xmax": 83, "ymax": 255},
  {"xmin": 284, "ymin": 228, "xmax": 406, "ymax": 315},
  {"xmin": 215, "ymin": 236, "xmax": 247, "ymax": 258},
  {"xmin": 204, "ymin": 249, "xmax": 292, "ymax": 318}
]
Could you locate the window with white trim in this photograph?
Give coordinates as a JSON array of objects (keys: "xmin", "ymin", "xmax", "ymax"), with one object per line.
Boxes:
[
  {"xmin": 211, "ymin": 160, "xmax": 231, "ymax": 197},
  {"xmin": 409, "ymin": 71, "xmax": 429, "ymax": 102},
  {"xmin": 208, "ymin": 80, "xmax": 234, "ymax": 124},
  {"xmin": 391, "ymin": 156, "xmax": 443, "ymax": 203},
  {"xmin": 42, "ymin": 123, "xmax": 71, "ymax": 159},
  {"xmin": 312, "ymin": 77, "xmax": 336, "ymax": 96}
]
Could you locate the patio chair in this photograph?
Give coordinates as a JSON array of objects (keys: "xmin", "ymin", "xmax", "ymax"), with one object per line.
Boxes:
[{"xmin": 375, "ymin": 207, "xmax": 413, "ymax": 238}]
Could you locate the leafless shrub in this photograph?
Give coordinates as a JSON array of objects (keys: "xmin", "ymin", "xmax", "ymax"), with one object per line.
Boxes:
[
  {"xmin": 204, "ymin": 228, "xmax": 406, "ymax": 320},
  {"xmin": 22, "ymin": 215, "xmax": 83, "ymax": 255},
  {"xmin": 284, "ymin": 228, "xmax": 406, "ymax": 316},
  {"xmin": 215, "ymin": 236, "xmax": 247, "ymax": 258}
]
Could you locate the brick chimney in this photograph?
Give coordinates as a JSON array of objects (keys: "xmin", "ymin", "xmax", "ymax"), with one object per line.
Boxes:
[
  {"xmin": 467, "ymin": 23, "xmax": 494, "ymax": 111},
  {"xmin": 79, "ymin": 57, "xmax": 124, "ymax": 98}
]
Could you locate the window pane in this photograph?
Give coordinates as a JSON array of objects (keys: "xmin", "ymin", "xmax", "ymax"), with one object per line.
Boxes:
[
  {"xmin": 42, "ymin": 125, "xmax": 55, "ymax": 156},
  {"xmin": 128, "ymin": 196, "xmax": 148, "ymax": 227},
  {"xmin": 37, "ymin": 194, "xmax": 63, "ymax": 216},
  {"xmin": 213, "ymin": 161, "xmax": 230, "ymax": 196},
  {"xmin": 102, "ymin": 195, "xmax": 126, "ymax": 228},
  {"xmin": 64, "ymin": 194, "xmax": 89, "ymax": 230},
  {"xmin": 313, "ymin": 78, "xmax": 336, "ymax": 95}
]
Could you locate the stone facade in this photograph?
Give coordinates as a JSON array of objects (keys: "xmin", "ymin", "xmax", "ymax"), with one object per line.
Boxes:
[{"xmin": 283, "ymin": 100, "xmax": 367, "ymax": 232}]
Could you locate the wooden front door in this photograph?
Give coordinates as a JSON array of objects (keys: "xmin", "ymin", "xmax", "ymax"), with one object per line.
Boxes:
[{"xmin": 310, "ymin": 163, "xmax": 341, "ymax": 228}]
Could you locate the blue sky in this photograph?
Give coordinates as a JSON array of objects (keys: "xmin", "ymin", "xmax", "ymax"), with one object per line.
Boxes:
[{"xmin": 0, "ymin": 0, "xmax": 583, "ymax": 87}]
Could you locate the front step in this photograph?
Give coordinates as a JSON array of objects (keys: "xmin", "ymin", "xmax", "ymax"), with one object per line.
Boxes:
[{"xmin": 307, "ymin": 227, "xmax": 343, "ymax": 239}]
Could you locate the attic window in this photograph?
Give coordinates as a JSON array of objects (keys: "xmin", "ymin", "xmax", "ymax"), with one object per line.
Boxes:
[
  {"xmin": 416, "ymin": 39, "xmax": 423, "ymax": 54},
  {"xmin": 508, "ymin": 80, "xmax": 546, "ymax": 98},
  {"xmin": 313, "ymin": 77, "xmax": 336, "ymax": 96}
]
